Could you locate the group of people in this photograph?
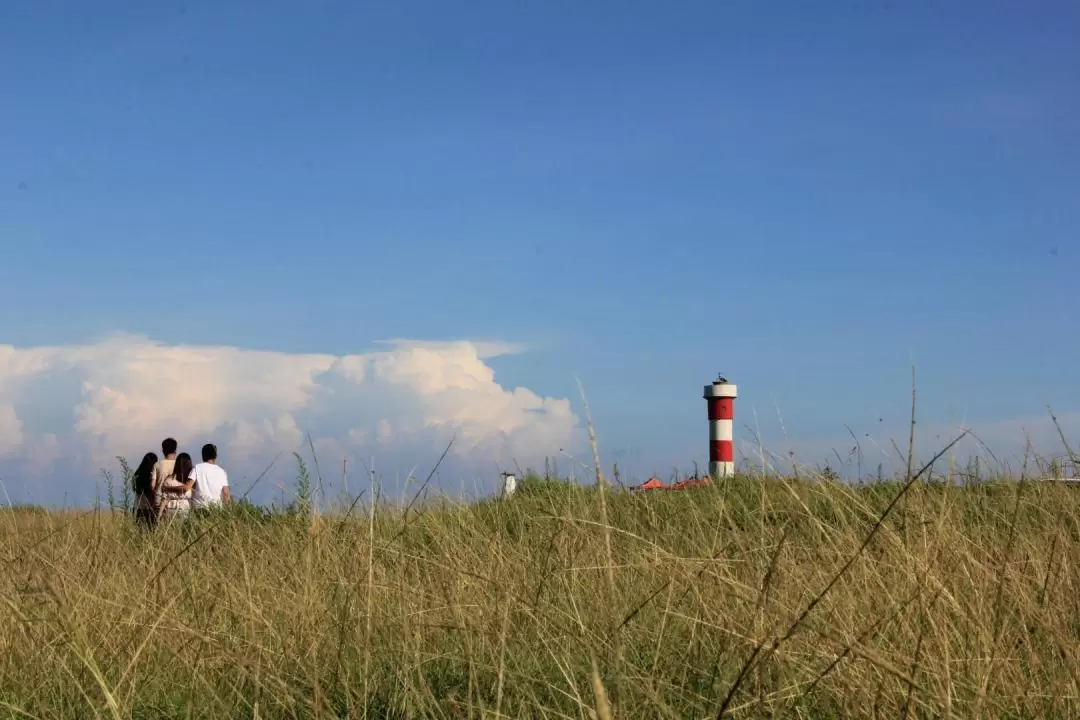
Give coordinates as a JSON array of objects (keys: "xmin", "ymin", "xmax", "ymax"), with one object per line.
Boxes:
[{"xmin": 130, "ymin": 437, "xmax": 231, "ymax": 527}]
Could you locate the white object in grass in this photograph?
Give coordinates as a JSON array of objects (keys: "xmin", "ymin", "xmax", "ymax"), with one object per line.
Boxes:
[{"xmin": 501, "ymin": 472, "xmax": 517, "ymax": 498}]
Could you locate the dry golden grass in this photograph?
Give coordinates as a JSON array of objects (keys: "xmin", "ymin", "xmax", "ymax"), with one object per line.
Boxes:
[{"xmin": 2, "ymin": 470, "xmax": 1080, "ymax": 718}]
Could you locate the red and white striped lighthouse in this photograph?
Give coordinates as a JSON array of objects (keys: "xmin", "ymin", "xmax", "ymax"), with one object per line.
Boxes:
[{"xmin": 704, "ymin": 375, "xmax": 737, "ymax": 478}]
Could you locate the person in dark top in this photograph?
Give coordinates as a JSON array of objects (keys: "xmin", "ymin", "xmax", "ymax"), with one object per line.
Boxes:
[{"xmin": 131, "ymin": 452, "xmax": 158, "ymax": 529}]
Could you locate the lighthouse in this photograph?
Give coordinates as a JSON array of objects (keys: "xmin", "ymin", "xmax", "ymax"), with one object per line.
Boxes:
[{"xmin": 704, "ymin": 375, "xmax": 737, "ymax": 478}]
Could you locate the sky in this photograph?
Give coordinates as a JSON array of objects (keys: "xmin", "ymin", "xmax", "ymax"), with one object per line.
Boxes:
[{"xmin": 1, "ymin": 1, "xmax": 1078, "ymax": 505}]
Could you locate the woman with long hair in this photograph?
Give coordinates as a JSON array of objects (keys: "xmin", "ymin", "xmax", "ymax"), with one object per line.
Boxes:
[
  {"xmin": 157, "ymin": 452, "xmax": 195, "ymax": 523},
  {"xmin": 131, "ymin": 452, "xmax": 158, "ymax": 529}
]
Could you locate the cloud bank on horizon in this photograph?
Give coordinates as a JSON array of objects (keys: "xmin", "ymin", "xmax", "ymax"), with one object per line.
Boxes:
[{"xmin": 0, "ymin": 334, "xmax": 579, "ymax": 504}]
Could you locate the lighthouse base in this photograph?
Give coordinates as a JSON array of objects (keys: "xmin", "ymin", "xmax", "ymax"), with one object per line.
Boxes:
[{"xmin": 709, "ymin": 461, "xmax": 735, "ymax": 478}]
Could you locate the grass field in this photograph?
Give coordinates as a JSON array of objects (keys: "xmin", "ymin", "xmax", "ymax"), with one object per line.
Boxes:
[{"xmin": 3, "ymin": 460, "xmax": 1080, "ymax": 718}]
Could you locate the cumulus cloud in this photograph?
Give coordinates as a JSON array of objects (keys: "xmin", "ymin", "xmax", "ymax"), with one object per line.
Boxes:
[
  {"xmin": 0, "ymin": 403, "xmax": 23, "ymax": 457},
  {"xmin": 0, "ymin": 334, "xmax": 579, "ymax": 504}
]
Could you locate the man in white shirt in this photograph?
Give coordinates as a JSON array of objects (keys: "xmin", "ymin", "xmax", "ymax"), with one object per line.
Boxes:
[{"xmin": 189, "ymin": 442, "xmax": 231, "ymax": 510}]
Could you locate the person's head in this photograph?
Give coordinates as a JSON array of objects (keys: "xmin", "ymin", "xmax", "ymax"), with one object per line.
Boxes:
[
  {"xmin": 161, "ymin": 437, "xmax": 178, "ymax": 457},
  {"xmin": 201, "ymin": 443, "xmax": 217, "ymax": 464},
  {"xmin": 173, "ymin": 452, "xmax": 194, "ymax": 483},
  {"xmin": 133, "ymin": 452, "xmax": 157, "ymax": 494}
]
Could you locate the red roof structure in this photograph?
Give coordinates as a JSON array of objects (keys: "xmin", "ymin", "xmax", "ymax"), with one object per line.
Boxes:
[
  {"xmin": 631, "ymin": 475, "xmax": 712, "ymax": 492},
  {"xmin": 632, "ymin": 476, "xmax": 668, "ymax": 491},
  {"xmin": 670, "ymin": 476, "xmax": 712, "ymax": 491}
]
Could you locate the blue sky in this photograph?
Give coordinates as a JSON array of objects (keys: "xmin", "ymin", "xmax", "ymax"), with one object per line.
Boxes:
[{"xmin": 1, "ymin": 1, "xmax": 1078, "ymax": 502}]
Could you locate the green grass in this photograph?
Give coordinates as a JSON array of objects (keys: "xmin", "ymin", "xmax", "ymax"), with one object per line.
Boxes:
[{"xmin": 2, "ymin": 470, "xmax": 1080, "ymax": 718}]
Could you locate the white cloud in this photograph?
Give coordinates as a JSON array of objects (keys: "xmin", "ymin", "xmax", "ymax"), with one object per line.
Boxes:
[
  {"xmin": 374, "ymin": 338, "xmax": 528, "ymax": 360},
  {"xmin": 0, "ymin": 334, "xmax": 579, "ymax": 503},
  {"xmin": 0, "ymin": 403, "xmax": 23, "ymax": 457}
]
